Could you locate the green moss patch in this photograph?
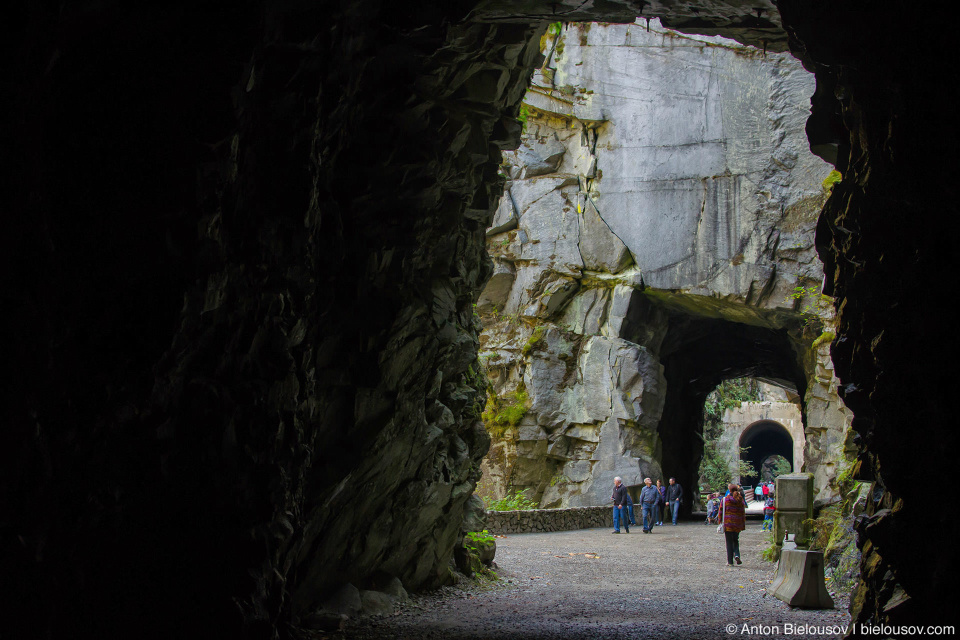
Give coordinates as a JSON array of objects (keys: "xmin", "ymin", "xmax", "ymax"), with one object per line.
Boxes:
[{"xmin": 482, "ymin": 385, "xmax": 529, "ymax": 438}]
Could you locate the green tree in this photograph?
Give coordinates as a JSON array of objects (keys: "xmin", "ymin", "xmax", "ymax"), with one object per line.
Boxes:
[
  {"xmin": 699, "ymin": 439, "xmax": 757, "ymax": 492},
  {"xmin": 703, "ymin": 378, "xmax": 762, "ymax": 439},
  {"xmin": 771, "ymin": 455, "xmax": 792, "ymax": 479}
]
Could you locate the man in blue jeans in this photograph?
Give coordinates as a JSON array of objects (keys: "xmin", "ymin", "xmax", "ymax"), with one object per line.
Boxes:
[
  {"xmin": 665, "ymin": 477, "xmax": 683, "ymax": 525},
  {"xmin": 611, "ymin": 477, "xmax": 630, "ymax": 533},
  {"xmin": 639, "ymin": 477, "xmax": 659, "ymax": 533}
]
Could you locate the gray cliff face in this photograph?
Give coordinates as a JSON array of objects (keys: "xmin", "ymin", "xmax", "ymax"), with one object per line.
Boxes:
[{"xmin": 479, "ymin": 21, "xmax": 851, "ymax": 508}]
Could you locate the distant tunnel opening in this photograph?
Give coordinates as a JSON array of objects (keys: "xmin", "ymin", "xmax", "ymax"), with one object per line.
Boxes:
[
  {"xmin": 740, "ymin": 420, "xmax": 794, "ymax": 482},
  {"xmin": 620, "ymin": 290, "xmax": 808, "ymax": 514}
]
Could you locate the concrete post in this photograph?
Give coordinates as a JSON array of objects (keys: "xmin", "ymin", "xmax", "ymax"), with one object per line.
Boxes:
[{"xmin": 774, "ymin": 473, "xmax": 814, "ymax": 551}]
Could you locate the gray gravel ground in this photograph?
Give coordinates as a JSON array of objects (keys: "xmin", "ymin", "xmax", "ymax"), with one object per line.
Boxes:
[{"xmin": 338, "ymin": 519, "xmax": 852, "ymax": 640}]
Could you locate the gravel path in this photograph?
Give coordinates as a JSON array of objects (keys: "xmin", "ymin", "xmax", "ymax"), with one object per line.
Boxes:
[{"xmin": 341, "ymin": 519, "xmax": 851, "ymax": 640}]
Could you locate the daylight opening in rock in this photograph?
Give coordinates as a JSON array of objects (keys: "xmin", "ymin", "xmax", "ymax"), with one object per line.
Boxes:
[
  {"xmin": 476, "ymin": 19, "xmax": 850, "ymax": 519},
  {"xmin": 740, "ymin": 420, "xmax": 797, "ymax": 481}
]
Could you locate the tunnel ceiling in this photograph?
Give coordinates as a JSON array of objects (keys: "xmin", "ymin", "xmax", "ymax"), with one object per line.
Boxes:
[{"xmin": 470, "ymin": 0, "xmax": 789, "ymax": 50}]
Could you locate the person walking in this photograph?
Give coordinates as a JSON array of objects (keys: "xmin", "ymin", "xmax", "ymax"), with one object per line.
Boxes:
[
  {"xmin": 639, "ymin": 477, "xmax": 659, "ymax": 533},
  {"xmin": 655, "ymin": 479, "xmax": 666, "ymax": 526},
  {"xmin": 721, "ymin": 483, "xmax": 747, "ymax": 566},
  {"xmin": 611, "ymin": 477, "xmax": 630, "ymax": 534},
  {"xmin": 761, "ymin": 495, "xmax": 775, "ymax": 531},
  {"xmin": 625, "ymin": 486, "xmax": 636, "ymax": 527},
  {"xmin": 665, "ymin": 477, "xmax": 683, "ymax": 525}
]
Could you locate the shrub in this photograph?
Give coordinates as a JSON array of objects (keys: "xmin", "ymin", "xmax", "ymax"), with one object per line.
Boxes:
[
  {"xmin": 699, "ymin": 439, "xmax": 757, "ymax": 492},
  {"xmin": 485, "ymin": 488, "xmax": 539, "ymax": 511},
  {"xmin": 465, "ymin": 530, "xmax": 495, "ymax": 548},
  {"xmin": 760, "ymin": 532, "xmax": 779, "ymax": 562}
]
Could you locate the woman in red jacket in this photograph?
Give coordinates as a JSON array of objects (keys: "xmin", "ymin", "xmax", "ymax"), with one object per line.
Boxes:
[{"xmin": 722, "ymin": 483, "xmax": 747, "ymax": 566}]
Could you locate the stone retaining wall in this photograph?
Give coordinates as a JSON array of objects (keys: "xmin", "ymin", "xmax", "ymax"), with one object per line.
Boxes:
[{"xmin": 484, "ymin": 506, "xmax": 611, "ymax": 534}]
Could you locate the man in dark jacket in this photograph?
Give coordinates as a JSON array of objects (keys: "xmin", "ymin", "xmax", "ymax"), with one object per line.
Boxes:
[
  {"xmin": 665, "ymin": 477, "xmax": 683, "ymax": 525},
  {"xmin": 639, "ymin": 477, "xmax": 660, "ymax": 533},
  {"xmin": 611, "ymin": 477, "xmax": 630, "ymax": 533}
]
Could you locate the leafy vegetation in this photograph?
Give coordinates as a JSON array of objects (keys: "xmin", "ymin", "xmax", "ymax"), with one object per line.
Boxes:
[
  {"xmin": 699, "ymin": 378, "xmax": 763, "ymax": 491},
  {"xmin": 700, "ymin": 440, "xmax": 757, "ymax": 492},
  {"xmin": 703, "ymin": 378, "xmax": 763, "ymax": 439},
  {"xmin": 518, "ymin": 104, "xmax": 530, "ymax": 132},
  {"xmin": 769, "ymin": 455, "xmax": 793, "ymax": 479},
  {"xmin": 822, "ymin": 169, "xmax": 842, "ymax": 192},
  {"xmin": 806, "ymin": 505, "xmax": 842, "ymax": 552},
  {"xmin": 481, "ymin": 385, "xmax": 528, "ymax": 438},
  {"xmin": 789, "ymin": 284, "xmax": 821, "ymax": 300},
  {"xmin": 462, "ymin": 530, "xmax": 499, "ymax": 582},
  {"xmin": 485, "ymin": 488, "xmax": 539, "ymax": 511},
  {"xmin": 761, "ymin": 531, "xmax": 779, "ymax": 562},
  {"xmin": 788, "ymin": 282, "xmax": 832, "ymax": 321},
  {"xmin": 486, "ymin": 305, "xmax": 522, "ymax": 325},
  {"xmin": 465, "ymin": 530, "xmax": 496, "ymax": 548}
]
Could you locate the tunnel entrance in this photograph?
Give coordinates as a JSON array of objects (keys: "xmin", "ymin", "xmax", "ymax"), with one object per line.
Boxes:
[
  {"xmin": 699, "ymin": 377, "xmax": 804, "ymax": 494},
  {"xmin": 475, "ymin": 18, "xmax": 833, "ymax": 516},
  {"xmin": 740, "ymin": 420, "xmax": 794, "ymax": 483},
  {"xmin": 619, "ymin": 289, "xmax": 809, "ymax": 515}
]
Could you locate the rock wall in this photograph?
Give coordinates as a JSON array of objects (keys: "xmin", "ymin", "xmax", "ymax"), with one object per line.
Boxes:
[
  {"xmin": 780, "ymin": 0, "xmax": 960, "ymax": 626},
  {"xmin": 5, "ymin": 3, "xmax": 544, "ymax": 636},
  {"xmin": 478, "ymin": 20, "xmax": 851, "ymax": 511},
  {"xmin": 485, "ymin": 506, "xmax": 610, "ymax": 534}
]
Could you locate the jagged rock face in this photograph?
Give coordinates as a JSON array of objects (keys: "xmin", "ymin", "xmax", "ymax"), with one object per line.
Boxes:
[
  {"xmin": 524, "ymin": 21, "xmax": 828, "ymax": 298},
  {"xmin": 778, "ymin": 0, "xmax": 960, "ymax": 627},
  {"xmin": 5, "ymin": 0, "xmax": 957, "ymax": 636},
  {"xmin": 6, "ymin": 3, "xmax": 543, "ymax": 637},
  {"xmin": 478, "ymin": 21, "xmax": 849, "ymax": 510}
]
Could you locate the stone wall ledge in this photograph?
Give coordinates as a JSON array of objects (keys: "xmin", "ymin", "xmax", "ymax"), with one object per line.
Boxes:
[{"xmin": 484, "ymin": 506, "xmax": 611, "ymax": 534}]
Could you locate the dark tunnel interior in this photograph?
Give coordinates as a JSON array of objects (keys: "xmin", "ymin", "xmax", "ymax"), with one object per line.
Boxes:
[{"xmin": 740, "ymin": 421, "xmax": 794, "ymax": 482}]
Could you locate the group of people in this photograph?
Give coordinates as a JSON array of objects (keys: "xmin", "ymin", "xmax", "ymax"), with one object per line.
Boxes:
[
  {"xmin": 761, "ymin": 483, "xmax": 776, "ymax": 531},
  {"xmin": 611, "ymin": 476, "xmax": 683, "ymax": 534},
  {"xmin": 615, "ymin": 480, "xmax": 764, "ymax": 567}
]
